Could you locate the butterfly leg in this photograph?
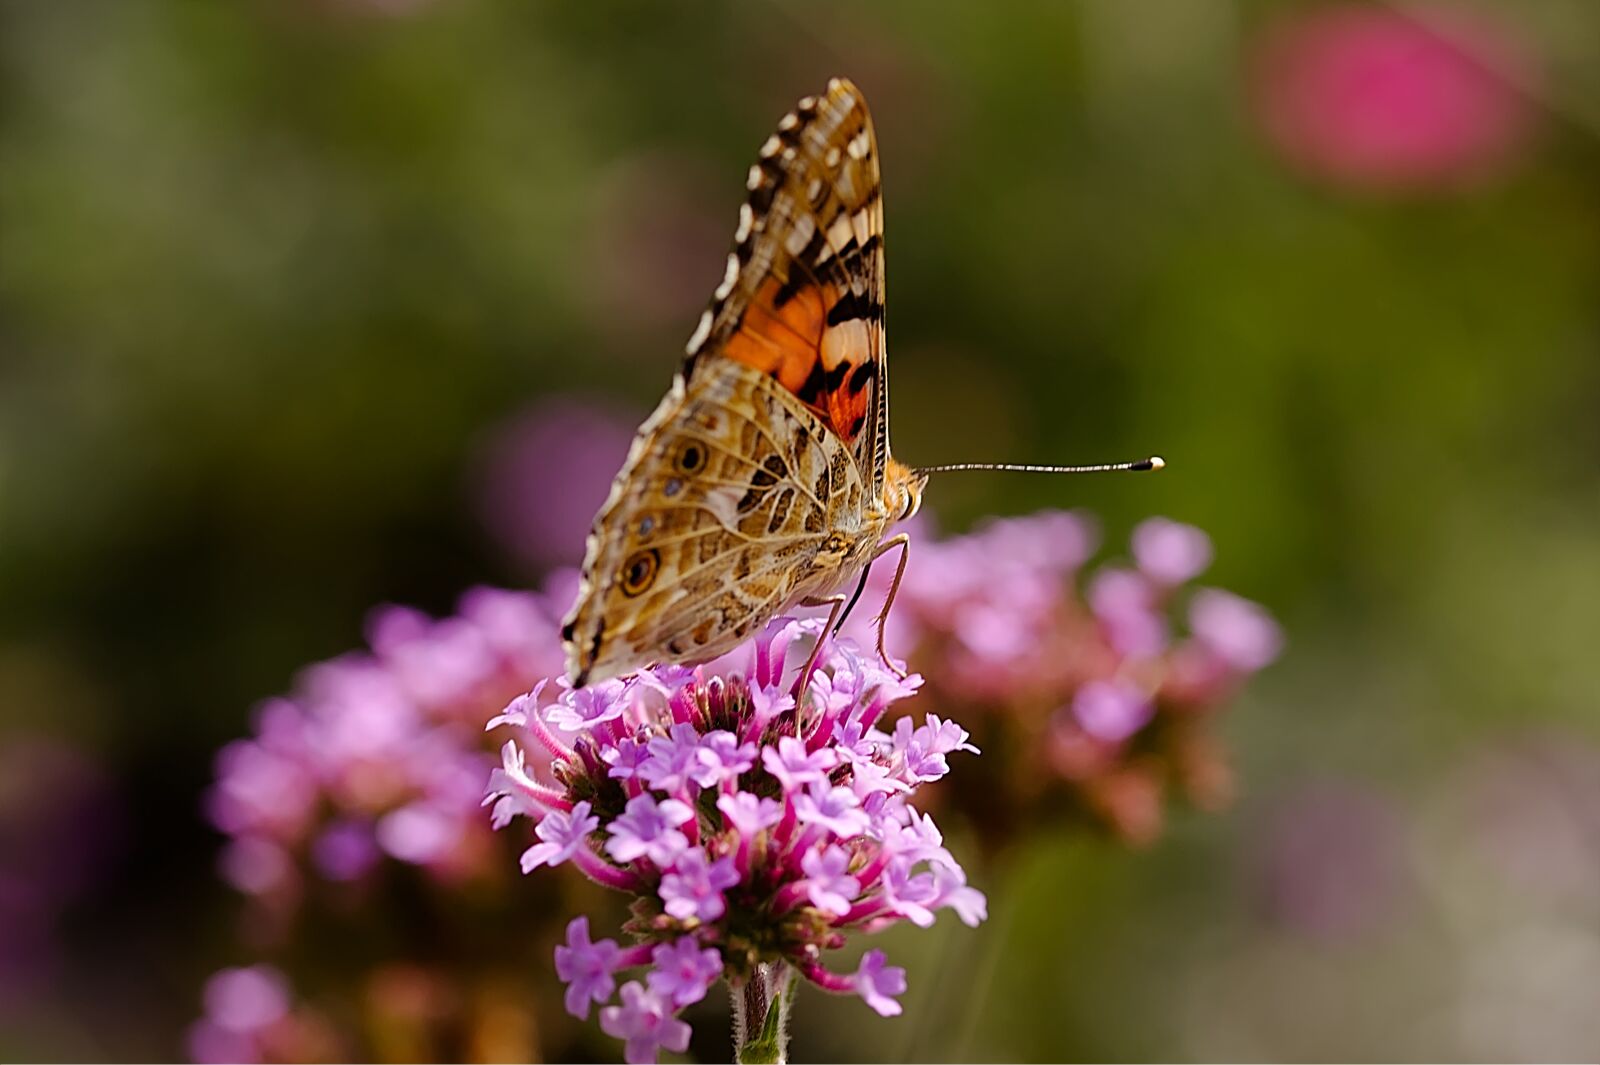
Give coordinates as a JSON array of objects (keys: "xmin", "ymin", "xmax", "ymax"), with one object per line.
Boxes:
[
  {"xmin": 792, "ymin": 593, "xmax": 847, "ymax": 711},
  {"xmin": 870, "ymin": 534, "xmax": 912, "ymax": 679},
  {"xmin": 834, "ymin": 563, "xmax": 873, "ymax": 635}
]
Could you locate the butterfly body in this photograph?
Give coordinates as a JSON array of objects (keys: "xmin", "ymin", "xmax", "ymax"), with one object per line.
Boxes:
[{"xmin": 562, "ymin": 78, "xmax": 924, "ymax": 688}]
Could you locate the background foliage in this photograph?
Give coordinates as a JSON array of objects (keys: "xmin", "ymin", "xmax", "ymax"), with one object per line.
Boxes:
[{"xmin": 3, "ymin": 0, "xmax": 1599, "ymax": 1060}]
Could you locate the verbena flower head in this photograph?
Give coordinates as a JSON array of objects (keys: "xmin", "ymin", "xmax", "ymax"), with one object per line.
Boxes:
[
  {"xmin": 845, "ymin": 512, "xmax": 1283, "ymax": 847},
  {"xmin": 486, "ymin": 619, "xmax": 984, "ymax": 1063},
  {"xmin": 200, "ymin": 580, "xmax": 581, "ymax": 1061},
  {"xmin": 206, "ymin": 583, "xmax": 572, "ymax": 901}
]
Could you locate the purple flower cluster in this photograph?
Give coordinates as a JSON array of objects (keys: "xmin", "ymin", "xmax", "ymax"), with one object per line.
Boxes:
[
  {"xmin": 485, "ymin": 620, "xmax": 985, "ymax": 1063},
  {"xmin": 198, "ymin": 582, "xmax": 581, "ymax": 1061},
  {"xmin": 846, "ymin": 512, "xmax": 1282, "ymax": 845},
  {"xmin": 206, "ymin": 583, "xmax": 573, "ymax": 902},
  {"xmin": 197, "ymin": 506, "xmax": 1260, "ymax": 1060},
  {"xmin": 185, "ymin": 965, "xmax": 330, "ymax": 1064}
]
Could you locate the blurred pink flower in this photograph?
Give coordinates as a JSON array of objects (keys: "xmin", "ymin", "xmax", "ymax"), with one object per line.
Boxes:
[
  {"xmin": 1252, "ymin": 5, "xmax": 1538, "ymax": 191},
  {"xmin": 1071, "ymin": 679, "xmax": 1156, "ymax": 744},
  {"xmin": 207, "ymin": 583, "xmax": 571, "ymax": 900},
  {"xmin": 186, "ymin": 1021, "xmax": 257, "ymax": 1065},
  {"xmin": 201, "ymin": 584, "xmax": 579, "ymax": 1057},
  {"xmin": 842, "ymin": 511, "xmax": 1280, "ymax": 845},
  {"xmin": 472, "ymin": 399, "xmax": 636, "ymax": 571},
  {"xmin": 187, "ymin": 963, "xmax": 344, "ymax": 1064},
  {"xmin": 1089, "ymin": 567, "xmax": 1170, "ymax": 660},
  {"xmin": 310, "ymin": 820, "xmax": 381, "ymax": 882},
  {"xmin": 203, "ymin": 966, "xmax": 291, "ymax": 1033},
  {"xmin": 188, "ymin": 966, "xmax": 290, "ymax": 1065},
  {"xmin": 1190, "ymin": 589, "xmax": 1284, "ymax": 674},
  {"xmin": 216, "ymin": 837, "xmax": 294, "ymax": 897},
  {"xmin": 845, "ymin": 510, "xmax": 1101, "ymax": 699},
  {"xmin": 1132, "ymin": 517, "xmax": 1213, "ymax": 587}
]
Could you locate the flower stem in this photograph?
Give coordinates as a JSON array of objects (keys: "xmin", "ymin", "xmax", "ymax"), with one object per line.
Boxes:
[{"xmin": 733, "ymin": 962, "xmax": 794, "ymax": 1064}]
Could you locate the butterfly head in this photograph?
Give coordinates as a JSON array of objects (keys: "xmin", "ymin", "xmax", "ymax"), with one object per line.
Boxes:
[{"xmin": 883, "ymin": 459, "xmax": 930, "ymax": 525}]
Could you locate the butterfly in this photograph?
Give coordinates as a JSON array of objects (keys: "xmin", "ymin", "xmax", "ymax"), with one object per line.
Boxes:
[{"xmin": 561, "ymin": 78, "xmax": 1159, "ymax": 688}]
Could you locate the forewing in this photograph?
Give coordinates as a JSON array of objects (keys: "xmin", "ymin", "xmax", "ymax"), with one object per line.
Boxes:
[{"xmin": 683, "ymin": 77, "xmax": 890, "ymax": 496}]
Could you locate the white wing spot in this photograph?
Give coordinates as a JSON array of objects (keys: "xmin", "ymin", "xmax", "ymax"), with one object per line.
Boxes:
[
  {"xmin": 824, "ymin": 145, "xmax": 841, "ymax": 169},
  {"xmin": 703, "ymin": 484, "xmax": 742, "ymax": 530},
  {"xmin": 798, "ymin": 96, "xmax": 817, "ymax": 110},
  {"xmin": 852, "ymin": 206, "xmax": 871, "ymax": 246},
  {"xmin": 735, "ymin": 203, "xmax": 754, "ymax": 243},
  {"xmin": 747, "ymin": 165, "xmax": 764, "ymax": 191},
  {"xmin": 778, "ymin": 112, "xmax": 800, "ymax": 132},
  {"xmin": 714, "ymin": 253, "xmax": 740, "ymax": 300},
  {"xmin": 686, "ymin": 309, "xmax": 713, "ymax": 354},
  {"xmin": 784, "ymin": 213, "xmax": 817, "ymax": 257},
  {"xmin": 822, "ymin": 318, "xmax": 870, "ymax": 371},
  {"xmin": 835, "ymin": 169, "xmax": 859, "ymax": 203},
  {"xmin": 827, "ymin": 214, "xmax": 853, "ymax": 252},
  {"xmin": 806, "ymin": 177, "xmax": 823, "ymax": 203},
  {"xmin": 848, "ymin": 130, "xmax": 870, "ymax": 160},
  {"xmin": 759, "ymin": 134, "xmax": 781, "ymax": 158}
]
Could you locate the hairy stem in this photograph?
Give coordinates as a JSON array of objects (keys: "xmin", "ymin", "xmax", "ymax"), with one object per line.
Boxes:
[{"xmin": 732, "ymin": 962, "xmax": 794, "ymax": 1064}]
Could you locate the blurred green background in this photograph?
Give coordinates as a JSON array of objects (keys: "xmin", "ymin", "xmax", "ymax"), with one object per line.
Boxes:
[{"xmin": 4, "ymin": 0, "xmax": 1599, "ymax": 1060}]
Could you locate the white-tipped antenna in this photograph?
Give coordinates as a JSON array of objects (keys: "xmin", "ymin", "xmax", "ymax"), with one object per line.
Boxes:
[{"xmin": 915, "ymin": 455, "xmax": 1165, "ymax": 475}]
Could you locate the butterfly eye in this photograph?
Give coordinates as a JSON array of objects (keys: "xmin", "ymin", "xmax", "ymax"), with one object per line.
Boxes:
[
  {"xmin": 673, "ymin": 441, "xmax": 708, "ymax": 475},
  {"xmin": 620, "ymin": 549, "xmax": 660, "ymax": 597},
  {"xmin": 899, "ymin": 483, "xmax": 925, "ymax": 522}
]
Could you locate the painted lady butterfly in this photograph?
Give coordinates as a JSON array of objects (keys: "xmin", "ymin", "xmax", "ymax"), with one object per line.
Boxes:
[{"xmin": 562, "ymin": 78, "xmax": 1159, "ymax": 687}]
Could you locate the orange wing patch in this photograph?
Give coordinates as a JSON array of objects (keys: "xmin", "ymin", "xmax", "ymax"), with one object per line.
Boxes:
[
  {"xmin": 722, "ymin": 274, "xmax": 877, "ymax": 444},
  {"xmin": 683, "ymin": 78, "xmax": 887, "ymax": 459},
  {"xmin": 723, "ymin": 275, "xmax": 827, "ymax": 391}
]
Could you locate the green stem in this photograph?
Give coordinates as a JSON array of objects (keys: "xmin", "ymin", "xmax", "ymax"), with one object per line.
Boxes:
[{"xmin": 733, "ymin": 962, "xmax": 794, "ymax": 1064}]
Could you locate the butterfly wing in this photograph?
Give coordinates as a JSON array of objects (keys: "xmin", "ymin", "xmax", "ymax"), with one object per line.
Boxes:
[
  {"xmin": 684, "ymin": 77, "xmax": 889, "ymax": 496},
  {"xmin": 562, "ymin": 79, "xmax": 887, "ymax": 687},
  {"xmin": 561, "ymin": 363, "xmax": 865, "ymax": 686}
]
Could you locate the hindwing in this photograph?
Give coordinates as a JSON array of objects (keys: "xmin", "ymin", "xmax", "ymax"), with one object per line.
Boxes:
[{"xmin": 562, "ymin": 361, "xmax": 864, "ymax": 686}]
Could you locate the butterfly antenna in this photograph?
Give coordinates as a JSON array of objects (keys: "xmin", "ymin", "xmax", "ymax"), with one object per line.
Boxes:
[{"xmin": 915, "ymin": 456, "xmax": 1165, "ymax": 476}]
